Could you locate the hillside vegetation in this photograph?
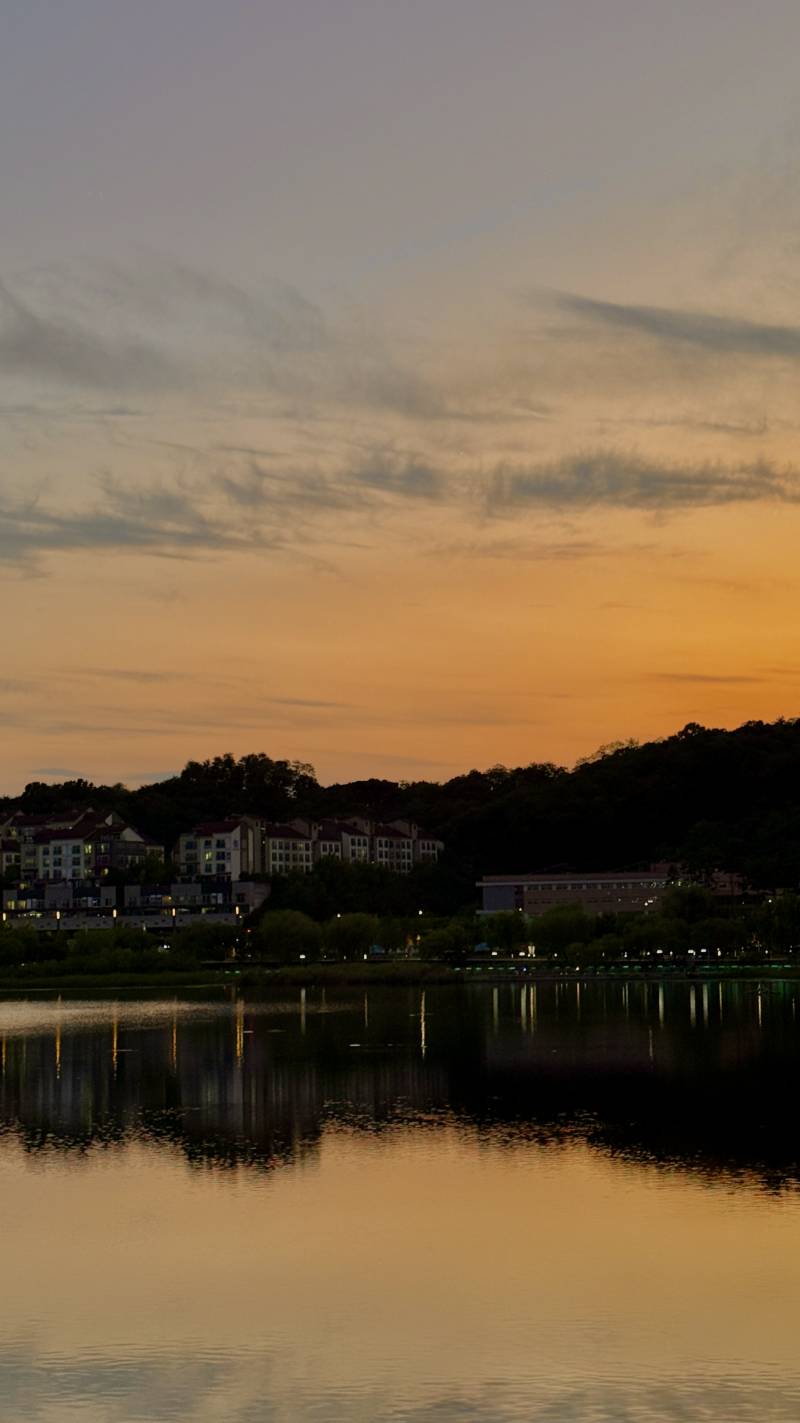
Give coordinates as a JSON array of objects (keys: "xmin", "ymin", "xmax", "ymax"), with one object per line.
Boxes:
[{"xmin": 4, "ymin": 718, "xmax": 800, "ymax": 892}]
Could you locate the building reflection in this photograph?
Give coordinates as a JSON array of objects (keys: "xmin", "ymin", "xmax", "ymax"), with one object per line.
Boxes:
[{"xmin": 0, "ymin": 980, "xmax": 799, "ymax": 1188}]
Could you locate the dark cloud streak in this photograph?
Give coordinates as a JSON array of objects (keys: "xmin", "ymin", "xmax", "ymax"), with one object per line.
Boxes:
[
  {"xmin": 486, "ymin": 451, "xmax": 800, "ymax": 512},
  {"xmin": 555, "ymin": 291, "xmax": 800, "ymax": 360}
]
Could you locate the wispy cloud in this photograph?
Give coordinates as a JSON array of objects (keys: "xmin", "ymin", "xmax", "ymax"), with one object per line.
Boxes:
[
  {"xmin": 434, "ymin": 535, "xmax": 601, "ymax": 561},
  {"xmin": 56, "ymin": 668, "xmax": 184, "ymax": 685},
  {"xmin": 218, "ymin": 462, "xmax": 352, "ymax": 516},
  {"xmin": 649, "ymin": 673, "xmax": 763, "ymax": 685},
  {"xmin": 350, "ymin": 454, "xmax": 444, "ymax": 500},
  {"xmin": 30, "ymin": 766, "xmax": 86, "ymax": 778},
  {"xmin": 0, "ymin": 677, "xmax": 34, "ymax": 694},
  {"xmin": 0, "ymin": 280, "xmax": 180, "ymax": 392},
  {"xmin": 2, "ymin": 444, "xmax": 435, "ymax": 572},
  {"xmin": 486, "ymin": 451, "xmax": 800, "ymax": 512},
  {"xmin": 219, "ymin": 450, "xmax": 448, "ymax": 521},
  {"xmin": 267, "ymin": 696, "xmax": 353, "ymax": 709},
  {"xmin": 0, "ymin": 258, "xmax": 448, "ymax": 419},
  {"xmin": 0, "ymin": 474, "xmax": 281, "ymax": 571},
  {"xmin": 553, "ymin": 291, "xmax": 800, "ymax": 360}
]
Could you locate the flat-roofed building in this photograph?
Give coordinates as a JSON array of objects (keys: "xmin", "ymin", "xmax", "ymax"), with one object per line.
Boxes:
[{"xmin": 478, "ymin": 869, "xmax": 671, "ymax": 916}]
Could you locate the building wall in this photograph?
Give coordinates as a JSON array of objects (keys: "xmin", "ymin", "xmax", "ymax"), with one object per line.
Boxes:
[
  {"xmin": 342, "ymin": 831, "xmax": 370, "ymax": 862},
  {"xmin": 264, "ymin": 832, "xmax": 313, "ymax": 876},
  {"xmin": 521, "ymin": 877, "xmax": 666, "ymax": 915},
  {"xmin": 174, "ymin": 818, "xmax": 444, "ymax": 878},
  {"xmin": 36, "ymin": 835, "xmax": 93, "ymax": 881},
  {"xmin": 479, "ymin": 874, "xmax": 667, "ymax": 916},
  {"xmin": 374, "ymin": 834, "xmax": 414, "ymax": 872},
  {"xmin": 178, "ymin": 823, "xmax": 260, "ymax": 880}
]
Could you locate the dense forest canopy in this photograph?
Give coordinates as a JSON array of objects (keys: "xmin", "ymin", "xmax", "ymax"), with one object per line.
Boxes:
[{"xmin": 4, "ymin": 718, "xmax": 800, "ymax": 887}]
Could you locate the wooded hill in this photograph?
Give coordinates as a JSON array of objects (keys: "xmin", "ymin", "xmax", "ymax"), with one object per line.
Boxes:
[{"xmin": 4, "ymin": 717, "xmax": 800, "ymax": 890}]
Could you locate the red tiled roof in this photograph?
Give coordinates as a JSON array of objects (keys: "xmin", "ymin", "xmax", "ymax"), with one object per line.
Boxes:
[
  {"xmin": 264, "ymin": 822, "xmax": 311, "ymax": 840},
  {"xmin": 191, "ymin": 820, "xmax": 247, "ymax": 835},
  {"xmin": 33, "ymin": 828, "xmax": 87, "ymax": 845}
]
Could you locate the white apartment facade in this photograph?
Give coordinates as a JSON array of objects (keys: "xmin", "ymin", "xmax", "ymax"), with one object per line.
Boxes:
[
  {"xmin": 176, "ymin": 818, "xmax": 262, "ymax": 880},
  {"xmin": 173, "ymin": 816, "xmax": 444, "ymax": 881}
]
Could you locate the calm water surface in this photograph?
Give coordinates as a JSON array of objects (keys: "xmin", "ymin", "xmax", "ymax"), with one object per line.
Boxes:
[{"xmin": 1, "ymin": 979, "xmax": 800, "ymax": 1421}]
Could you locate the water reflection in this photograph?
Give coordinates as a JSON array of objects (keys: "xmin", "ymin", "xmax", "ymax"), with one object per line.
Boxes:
[
  {"xmin": 1, "ymin": 982, "xmax": 800, "ymax": 1421},
  {"xmin": 0, "ymin": 980, "xmax": 798, "ymax": 1187}
]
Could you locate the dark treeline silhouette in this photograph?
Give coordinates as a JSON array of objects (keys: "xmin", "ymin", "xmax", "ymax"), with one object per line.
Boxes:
[{"xmin": 5, "ymin": 718, "xmax": 800, "ymax": 892}]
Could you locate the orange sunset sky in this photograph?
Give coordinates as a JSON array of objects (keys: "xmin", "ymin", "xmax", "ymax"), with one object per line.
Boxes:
[{"xmin": 3, "ymin": 1, "xmax": 800, "ymax": 793}]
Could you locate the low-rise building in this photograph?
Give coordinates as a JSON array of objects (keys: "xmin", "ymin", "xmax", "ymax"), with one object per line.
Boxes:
[
  {"xmin": 373, "ymin": 824, "xmax": 415, "ymax": 873},
  {"xmin": 32, "ymin": 827, "xmax": 94, "ymax": 882},
  {"xmin": 172, "ymin": 814, "xmax": 444, "ymax": 879},
  {"xmin": 176, "ymin": 818, "xmax": 262, "ymax": 880},
  {"xmin": 386, "ymin": 820, "xmax": 444, "ymax": 865},
  {"xmin": 3, "ymin": 876, "xmax": 268, "ymax": 929},
  {"xmin": 478, "ymin": 869, "xmax": 671, "ymax": 916},
  {"xmin": 2, "ymin": 808, "xmax": 160, "ymax": 883},
  {"xmin": 0, "ymin": 839, "xmax": 21, "ymax": 879},
  {"xmin": 263, "ymin": 823, "xmax": 314, "ymax": 876},
  {"xmin": 478, "ymin": 865, "xmax": 744, "ymax": 916}
]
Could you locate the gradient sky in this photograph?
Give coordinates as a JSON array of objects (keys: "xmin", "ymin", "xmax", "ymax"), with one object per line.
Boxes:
[{"xmin": 4, "ymin": 1, "xmax": 800, "ymax": 792}]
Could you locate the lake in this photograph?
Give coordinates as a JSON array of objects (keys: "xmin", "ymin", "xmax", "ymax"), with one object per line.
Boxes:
[{"xmin": 1, "ymin": 978, "xmax": 800, "ymax": 1421}]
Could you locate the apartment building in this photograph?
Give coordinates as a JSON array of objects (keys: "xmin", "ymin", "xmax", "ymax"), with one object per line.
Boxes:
[
  {"xmin": 172, "ymin": 815, "xmax": 444, "ymax": 880},
  {"xmin": 339, "ymin": 822, "xmax": 371, "ymax": 862},
  {"xmin": 373, "ymin": 824, "xmax": 415, "ymax": 873},
  {"xmin": 82, "ymin": 812, "xmax": 161, "ymax": 877},
  {"xmin": 386, "ymin": 820, "xmax": 445, "ymax": 865},
  {"xmin": 176, "ymin": 818, "xmax": 262, "ymax": 880},
  {"xmin": 263, "ymin": 823, "xmax": 315, "ymax": 876},
  {"xmin": 33, "ymin": 828, "xmax": 94, "ymax": 882},
  {"xmin": 288, "ymin": 819, "xmax": 371, "ymax": 864},
  {"xmin": 1, "ymin": 809, "xmax": 160, "ymax": 883},
  {"xmin": 289, "ymin": 817, "xmax": 441, "ymax": 872},
  {"xmin": 1, "ymin": 811, "xmax": 81, "ymax": 880},
  {"xmin": 0, "ymin": 840, "xmax": 21, "ymax": 879}
]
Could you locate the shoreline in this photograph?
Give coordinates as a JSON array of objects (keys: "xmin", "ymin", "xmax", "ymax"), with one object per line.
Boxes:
[{"xmin": 0, "ymin": 961, "xmax": 798, "ymax": 992}]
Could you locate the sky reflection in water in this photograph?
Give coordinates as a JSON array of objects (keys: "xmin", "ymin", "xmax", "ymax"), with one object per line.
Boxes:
[{"xmin": 0, "ymin": 980, "xmax": 799, "ymax": 1421}]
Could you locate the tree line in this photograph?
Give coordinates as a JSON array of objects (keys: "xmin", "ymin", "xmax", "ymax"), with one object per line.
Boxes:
[
  {"xmin": 2, "ymin": 885, "xmax": 800, "ymax": 981},
  {"xmin": 5, "ymin": 717, "xmax": 800, "ymax": 900}
]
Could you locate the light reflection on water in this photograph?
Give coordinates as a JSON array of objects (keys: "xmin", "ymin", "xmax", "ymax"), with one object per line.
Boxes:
[{"xmin": 0, "ymin": 980, "xmax": 800, "ymax": 1421}]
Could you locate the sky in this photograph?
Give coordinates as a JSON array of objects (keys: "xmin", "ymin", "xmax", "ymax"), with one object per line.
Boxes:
[{"xmin": 4, "ymin": 0, "xmax": 800, "ymax": 792}]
